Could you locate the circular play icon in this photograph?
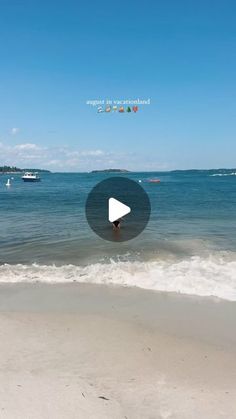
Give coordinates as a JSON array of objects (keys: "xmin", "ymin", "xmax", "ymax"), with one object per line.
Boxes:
[{"xmin": 85, "ymin": 177, "xmax": 151, "ymax": 242}]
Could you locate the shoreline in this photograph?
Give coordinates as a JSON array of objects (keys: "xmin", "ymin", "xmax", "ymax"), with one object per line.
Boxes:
[
  {"xmin": 0, "ymin": 278, "xmax": 234, "ymax": 303},
  {"xmin": 0, "ymin": 282, "xmax": 236, "ymax": 418},
  {"xmin": 1, "ymin": 252, "xmax": 236, "ymax": 301},
  {"xmin": 1, "ymin": 282, "xmax": 236, "ymax": 346}
]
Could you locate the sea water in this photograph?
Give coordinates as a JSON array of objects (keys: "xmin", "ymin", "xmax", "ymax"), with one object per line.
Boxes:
[{"xmin": 0, "ymin": 170, "xmax": 236, "ymax": 300}]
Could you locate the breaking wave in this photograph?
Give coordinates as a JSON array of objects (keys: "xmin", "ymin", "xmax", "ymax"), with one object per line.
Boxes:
[
  {"xmin": 0, "ymin": 254, "xmax": 236, "ymax": 301},
  {"xmin": 210, "ymin": 172, "xmax": 236, "ymax": 177}
]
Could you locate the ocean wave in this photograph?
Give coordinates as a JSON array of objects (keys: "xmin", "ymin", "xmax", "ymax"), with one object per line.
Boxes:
[
  {"xmin": 210, "ymin": 172, "xmax": 236, "ymax": 177},
  {"xmin": 0, "ymin": 255, "xmax": 236, "ymax": 301}
]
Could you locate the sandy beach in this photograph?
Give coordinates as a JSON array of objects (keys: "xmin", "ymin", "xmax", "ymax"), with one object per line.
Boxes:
[
  {"xmin": 1, "ymin": 0, "xmax": 236, "ymax": 417},
  {"xmin": 0, "ymin": 283, "xmax": 236, "ymax": 419}
]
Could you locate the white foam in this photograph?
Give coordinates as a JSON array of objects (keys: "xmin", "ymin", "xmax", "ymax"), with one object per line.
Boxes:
[
  {"xmin": 0, "ymin": 255, "xmax": 236, "ymax": 301},
  {"xmin": 210, "ymin": 172, "xmax": 236, "ymax": 177}
]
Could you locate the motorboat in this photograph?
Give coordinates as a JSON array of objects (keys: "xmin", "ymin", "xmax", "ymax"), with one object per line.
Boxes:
[
  {"xmin": 147, "ymin": 178, "xmax": 161, "ymax": 183},
  {"xmin": 22, "ymin": 172, "xmax": 41, "ymax": 182}
]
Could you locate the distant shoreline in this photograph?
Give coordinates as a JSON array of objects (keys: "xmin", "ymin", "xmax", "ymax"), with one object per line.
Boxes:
[
  {"xmin": 90, "ymin": 169, "xmax": 130, "ymax": 173},
  {"xmin": 0, "ymin": 167, "xmax": 51, "ymax": 174},
  {"xmin": 1, "ymin": 167, "xmax": 236, "ymax": 175}
]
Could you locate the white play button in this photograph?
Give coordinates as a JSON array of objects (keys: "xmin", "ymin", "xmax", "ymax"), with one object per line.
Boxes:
[
  {"xmin": 86, "ymin": 177, "xmax": 151, "ymax": 241},
  {"xmin": 108, "ymin": 197, "xmax": 131, "ymax": 223}
]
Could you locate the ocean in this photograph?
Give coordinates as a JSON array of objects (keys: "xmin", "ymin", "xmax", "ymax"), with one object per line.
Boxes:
[{"xmin": 0, "ymin": 170, "xmax": 236, "ymax": 300}]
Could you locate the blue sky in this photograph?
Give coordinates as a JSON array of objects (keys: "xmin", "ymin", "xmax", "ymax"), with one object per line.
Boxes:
[{"xmin": 0, "ymin": 0, "xmax": 235, "ymax": 171}]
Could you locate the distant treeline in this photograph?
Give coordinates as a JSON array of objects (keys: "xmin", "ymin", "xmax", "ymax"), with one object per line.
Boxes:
[
  {"xmin": 0, "ymin": 166, "xmax": 21, "ymax": 173},
  {"xmin": 0, "ymin": 166, "xmax": 50, "ymax": 173}
]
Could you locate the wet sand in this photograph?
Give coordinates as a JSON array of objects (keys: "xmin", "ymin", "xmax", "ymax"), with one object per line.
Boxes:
[{"xmin": 0, "ymin": 283, "xmax": 236, "ymax": 419}]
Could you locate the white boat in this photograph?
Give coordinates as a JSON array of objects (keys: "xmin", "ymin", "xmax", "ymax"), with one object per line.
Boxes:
[
  {"xmin": 6, "ymin": 178, "xmax": 11, "ymax": 187},
  {"xmin": 22, "ymin": 172, "xmax": 41, "ymax": 182}
]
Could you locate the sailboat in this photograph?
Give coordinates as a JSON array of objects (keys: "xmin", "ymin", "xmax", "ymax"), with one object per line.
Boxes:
[{"xmin": 6, "ymin": 179, "xmax": 11, "ymax": 187}]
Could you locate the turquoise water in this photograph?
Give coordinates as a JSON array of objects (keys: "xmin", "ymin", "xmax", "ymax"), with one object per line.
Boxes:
[{"xmin": 0, "ymin": 170, "xmax": 236, "ymax": 299}]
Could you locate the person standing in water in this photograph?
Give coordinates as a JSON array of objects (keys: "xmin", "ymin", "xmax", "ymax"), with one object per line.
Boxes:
[{"xmin": 112, "ymin": 219, "xmax": 121, "ymax": 230}]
